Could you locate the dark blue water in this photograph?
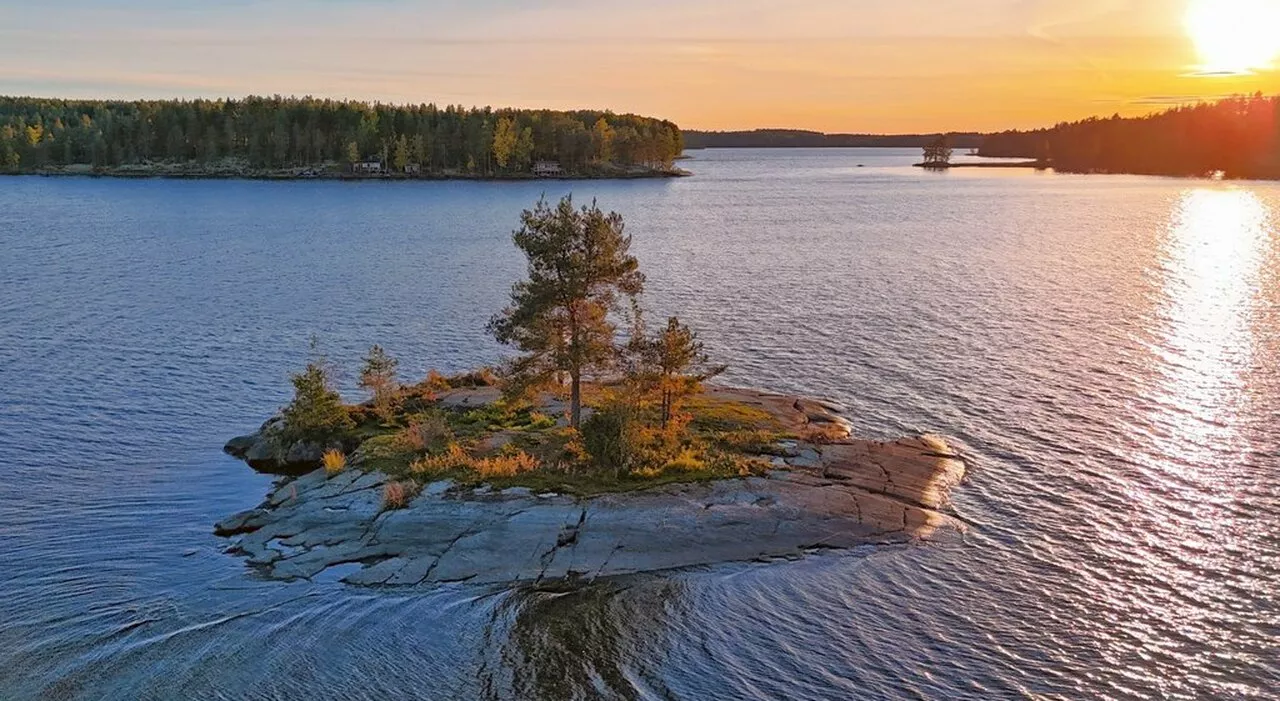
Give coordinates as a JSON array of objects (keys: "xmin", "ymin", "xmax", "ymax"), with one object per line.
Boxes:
[{"xmin": 2, "ymin": 149, "xmax": 1278, "ymax": 699}]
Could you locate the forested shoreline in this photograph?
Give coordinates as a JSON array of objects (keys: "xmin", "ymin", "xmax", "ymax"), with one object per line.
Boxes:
[
  {"xmin": 980, "ymin": 93, "xmax": 1280, "ymax": 179},
  {"xmin": 0, "ymin": 96, "xmax": 685, "ymax": 179}
]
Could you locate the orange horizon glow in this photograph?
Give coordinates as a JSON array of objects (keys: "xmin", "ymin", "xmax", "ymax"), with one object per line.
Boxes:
[{"xmin": 1, "ymin": 1, "xmax": 1278, "ymax": 134}]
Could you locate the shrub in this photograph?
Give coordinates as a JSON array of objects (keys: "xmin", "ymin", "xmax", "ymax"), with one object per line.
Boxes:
[
  {"xmin": 357, "ymin": 433, "xmax": 422, "ymax": 475},
  {"xmin": 580, "ymin": 403, "xmax": 644, "ymax": 473},
  {"xmin": 409, "ymin": 443, "xmax": 472, "ymax": 477},
  {"xmin": 400, "ymin": 414, "xmax": 453, "ymax": 452},
  {"xmin": 525, "ymin": 411, "xmax": 557, "ymax": 430},
  {"xmin": 423, "ymin": 369, "xmax": 451, "ymax": 394},
  {"xmin": 280, "ymin": 361, "xmax": 354, "ymax": 444},
  {"xmin": 382, "ymin": 480, "xmax": 418, "ymax": 510},
  {"xmin": 525, "ymin": 427, "xmax": 589, "ymax": 471},
  {"xmin": 322, "ymin": 449, "xmax": 347, "ymax": 475},
  {"xmin": 360, "ymin": 434, "xmax": 415, "ymax": 460},
  {"xmin": 437, "ymin": 365, "xmax": 501, "ymax": 388},
  {"xmin": 686, "ymin": 397, "xmax": 776, "ymax": 433},
  {"xmin": 663, "ymin": 447, "xmax": 706, "ymax": 473},
  {"xmin": 715, "ymin": 429, "xmax": 787, "ymax": 455},
  {"xmin": 443, "ymin": 367, "xmax": 499, "ymax": 388}
]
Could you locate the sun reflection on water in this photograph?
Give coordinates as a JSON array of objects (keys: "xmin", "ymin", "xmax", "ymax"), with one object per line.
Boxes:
[
  {"xmin": 1154, "ymin": 188, "xmax": 1271, "ymax": 454},
  {"xmin": 1093, "ymin": 188, "xmax": 1276, "ymax": 690}
]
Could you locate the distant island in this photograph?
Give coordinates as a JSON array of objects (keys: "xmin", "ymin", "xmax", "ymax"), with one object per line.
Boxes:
[
  {"xmin": 0, "ymin": 96, "xmax": 686, "ymax": 180},
  {"xmin": 215, "ymin": 195, "xmax": 967, "ymax": 587},
  {"xmin": 980, "ymin": 93, "xmax": 1280, "ymax": 179},
  {"xmin": 913, "ymin": 135, "xmax": 1045, "ymax": 171},
  {"xmin": 686, "ymin": 94, "xmax": 1280, "ymax": 182},
  {"xmin": 684, "ymin": 128, "xmax": 983, "ymax": 150}
]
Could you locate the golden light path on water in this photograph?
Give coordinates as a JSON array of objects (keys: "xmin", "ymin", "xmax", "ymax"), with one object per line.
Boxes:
[
  {"xmin": 1156, "ymin": 189, "xmax": 1270, "ymax": 457},
  {"xmin": 1100, "ymin": 188, "xmax": 1274, "ymax": 692}
]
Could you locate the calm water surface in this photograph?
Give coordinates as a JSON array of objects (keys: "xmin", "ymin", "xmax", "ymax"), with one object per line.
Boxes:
[{"xmin": 1, "ymin": 149, "xmax": 1277, "ymax": 699}]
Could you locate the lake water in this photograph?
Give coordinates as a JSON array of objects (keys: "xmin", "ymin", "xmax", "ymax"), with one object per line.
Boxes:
[{"xmin": 1, "ymin": 149, "xmax": 1277, "ymax": 700}]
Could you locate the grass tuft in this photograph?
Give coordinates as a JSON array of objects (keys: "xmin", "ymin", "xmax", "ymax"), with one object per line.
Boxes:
[
  {"xmin": 322, "ymin": 449, "xmax": 347, "ymax": 475},
  {"xmin": 382, "ymin": 480, "xmax": 418, "ymax": 510},
  {"xmin": 474, "ymin": 451, "xmax": 540, "ymax": 478},
  {"xmin": 409, "ymin": 443, "xmax": 540, "ymax": 480}
]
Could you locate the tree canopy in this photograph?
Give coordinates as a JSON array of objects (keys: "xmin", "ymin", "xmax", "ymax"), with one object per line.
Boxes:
[
  {"xmin": 488, "ymin": 195, "xmax": 644, "ymax": 427},
  {"xmin": 0, "ymin": 95, "xmax": 683, "ymax": 175},
  {"xmin": 979, "ymin": 93, "xmax": 1280, "ymax": 178},
  {"xmin": 921, "ymin": 135, "xmax": 952, "ymax": 166},
  {"xmin": 629, "ymin": 316, "xmax": 726, "ymax": 429}
]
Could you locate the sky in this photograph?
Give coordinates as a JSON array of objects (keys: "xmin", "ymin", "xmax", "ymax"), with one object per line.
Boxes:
[{"xmin": 2, "ymin": 0, "xmax": 1277, "ymax": 133}]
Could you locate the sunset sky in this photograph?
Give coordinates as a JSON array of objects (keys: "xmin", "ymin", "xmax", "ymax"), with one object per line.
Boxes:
[{"xmin": 3, "ymin": 0, "xmax": 1277, "ymax": 133}]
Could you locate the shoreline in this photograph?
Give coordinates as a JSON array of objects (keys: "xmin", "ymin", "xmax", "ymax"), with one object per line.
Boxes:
[
  {"xmin": 914, "ymin": 160, "xmax": 1047, "ymax": 170},
  {"xmin": 0, "ymin": 166, "xmax": 691, "ymax": 182}
]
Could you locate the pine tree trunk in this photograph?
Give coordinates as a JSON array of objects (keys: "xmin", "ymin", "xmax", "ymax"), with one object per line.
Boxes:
[{"xmin": 570, "ymin": 372, "xmax": 582, "ymax": 429}]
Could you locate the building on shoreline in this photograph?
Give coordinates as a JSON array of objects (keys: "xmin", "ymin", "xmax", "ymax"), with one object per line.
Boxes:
[{"xmin": 532, "ymin": 161, "xmax": 562, "ymax": 177}]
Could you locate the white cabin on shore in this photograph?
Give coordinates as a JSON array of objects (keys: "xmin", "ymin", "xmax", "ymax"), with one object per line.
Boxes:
[
  {"xmin": 532, "ymin": 160, "xmax": 562, "ymax": 177},
  {"xmin": 352, "ymin": 160, "xmax": 383, "ymax": 175}
]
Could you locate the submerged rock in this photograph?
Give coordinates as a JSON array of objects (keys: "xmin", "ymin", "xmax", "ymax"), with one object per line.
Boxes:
[{"xmin": 216, "ymin": 388, "xmax": 968, "ymax": 588}]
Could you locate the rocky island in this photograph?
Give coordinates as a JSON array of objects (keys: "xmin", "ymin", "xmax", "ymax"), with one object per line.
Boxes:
[
  {"xmin": 218, "ymin": 385, "xmax": 967, "ymax": 587},
  {"xmin": 214, "ymin": 194, "xmax": 967, "ymax": 588}
]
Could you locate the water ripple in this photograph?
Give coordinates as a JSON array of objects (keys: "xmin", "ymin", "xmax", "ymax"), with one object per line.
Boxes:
[{"xmin": 1, "ymin": 150, "xmax": 1277, "ymax": 699}]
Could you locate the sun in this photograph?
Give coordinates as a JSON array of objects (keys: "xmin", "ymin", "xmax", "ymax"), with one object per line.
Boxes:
[{"xmin": 1185, "ymin": 0, "xmax": 1280, "ymax": 74}]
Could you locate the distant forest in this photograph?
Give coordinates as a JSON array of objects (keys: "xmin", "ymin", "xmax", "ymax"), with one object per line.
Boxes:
[
  {"xmin": 684, "ymin": 129, "xmax": 983, "ymax": 150},
  {"xmin": 0, "ymin": 96, "xmax": 684, "ymax": 175},
  {"xmin": 980, "ymin": 93, "xmax": 1280, "ymax": 178}
]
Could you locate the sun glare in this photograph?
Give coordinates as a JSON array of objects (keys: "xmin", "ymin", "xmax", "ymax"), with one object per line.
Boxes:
[{"xmin": 1185, "ymin": 0, "xmax": 1280, "ymax": 74}]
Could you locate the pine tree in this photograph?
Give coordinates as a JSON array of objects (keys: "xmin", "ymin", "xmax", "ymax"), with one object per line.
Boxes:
[
  {"xmin": 358, "ymin": 344, "xmax": 400, "ymax": 422},
  {"xmin": 489, "ymin": 195, "xmax": 645, "ymax": 428},
  {"xmin": 630, "ymin": 316, "xmax": 725, "ymax": 429}
]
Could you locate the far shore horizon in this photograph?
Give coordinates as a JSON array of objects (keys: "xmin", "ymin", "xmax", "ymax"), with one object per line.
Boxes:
[{"xmin": 4, "ymin": 92, "xmax": 1277, "ymax": 181}]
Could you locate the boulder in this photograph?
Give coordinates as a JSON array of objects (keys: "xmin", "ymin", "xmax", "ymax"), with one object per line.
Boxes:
[
  {"xmin": 284, "ymin": 441, "xmax": 325, "ymax": 466},
  {"xmin": 243, "ymin": 435, "xmax": 283, "ymax": 470},
  {"xmin": 223, "ymin": 434, "xmax": 258, "ymax": 458}
]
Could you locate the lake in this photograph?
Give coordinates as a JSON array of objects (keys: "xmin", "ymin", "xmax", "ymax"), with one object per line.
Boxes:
[{"xmin": 1, "ymin": 148, "xmax": 1277, "ymax": 699}]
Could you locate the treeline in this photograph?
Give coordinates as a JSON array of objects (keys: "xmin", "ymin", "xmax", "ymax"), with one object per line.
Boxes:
[
  {"xmin": 684, "ymin": 128, "xmax": 983, "ymax": 149},
  {"xmin": 0, "ymin": 95, "xmax": 683, "ymax": 174},
  {"xmin": 979, "ymin": 93, "xmax": 1280, "ymax": 178}
]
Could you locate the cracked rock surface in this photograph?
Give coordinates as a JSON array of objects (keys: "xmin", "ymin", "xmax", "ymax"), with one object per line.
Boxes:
[{"xmin": 215, "ymin": 388, "xmax": 967, "ymax": 588}]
